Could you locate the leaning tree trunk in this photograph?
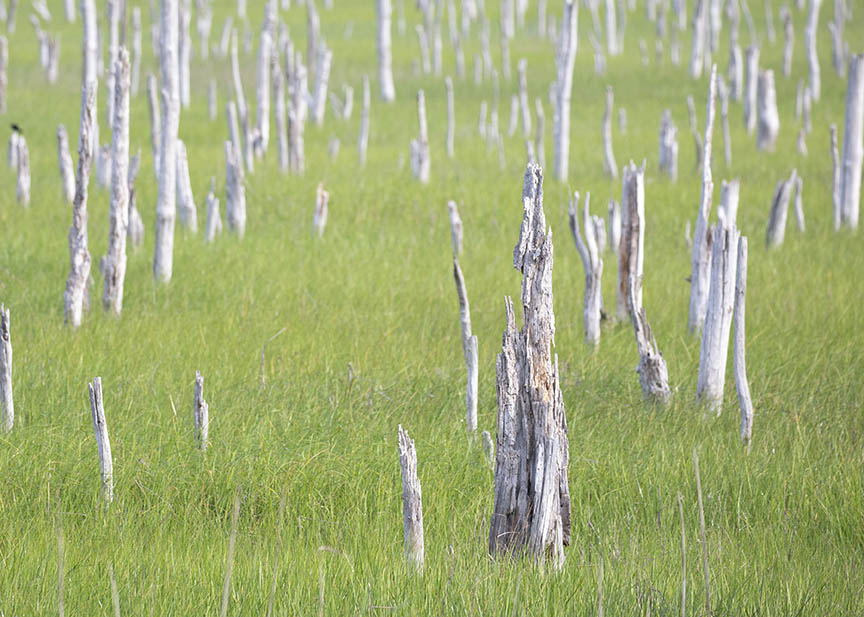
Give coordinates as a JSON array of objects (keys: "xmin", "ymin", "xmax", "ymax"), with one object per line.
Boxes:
[
  {"xmin": 153, "ymin": 0, "xmax": 180, "ymax": 283},
  {"xmin": 688, "ymin": 65, "xmax": 717, "ymax": 334},
  {"xmin": 398, "ymin": 425, "xmax": 424, "ymax": 570},
  {"xmin": 697, "ymin": 224, "xmax": 740, "ymax": 413},
  {"xmin": 448, "ymin": 200, "xmax": 463, "ymax": 257},
  {"xmin": 0, "ymin": 305, "xmax": 12, "ymax": 433},
  {"xmin": 839, "ymin": 54, "xmax": 864, "ymax": 230},
  {"xmin": 489, "ymin": 163, "xmax": 570, "ymax": 568},
  {"xmin": 89, "ymin": 377, "xmax": 114, "ymax": 503},
  {"xmin": 568, "ymin": 191, "xmax": 603, "ymax": 347},
  {"xmin": 766, "ymin": 169, "xmax": 798, "ymax": 248},
  {"xmin": 734, "ymin": 236, "xmax": 754, "ymax": 447},
  {"xmin": 64, "ymin": 82, "xmax": 97, "ymax": 329},
  {"xmin": 377, "ymin": 0, "xmax": 396, "ymax": 102},
  {"xmin": 553, "ymin": 0, "xmax": 578, "ymax": 182},
  {"xmin": 102, "ymin": 48, "xmax": 131, "ymax": 316},
  {"xmin": 453, "ymin": 257, "xmax": 477, "ymax": 432}
]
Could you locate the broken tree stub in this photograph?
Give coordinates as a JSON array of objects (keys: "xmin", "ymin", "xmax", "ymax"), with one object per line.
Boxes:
[
  {"xmin": 489, "ymin": 163, "xmax": 570, "ymax": 567},
  {"xmin": 398, "ymin": 425, "xmax": 424, "ymax": 570},
  {"xmin": 0, "ymin": 305, "xmax": 12, "ymax": 433},
  {"xmin": 568, "ymin": 191, "xmax": 604, "ymax": 347}
]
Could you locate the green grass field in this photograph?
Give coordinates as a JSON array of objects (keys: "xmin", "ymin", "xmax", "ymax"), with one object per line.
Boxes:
[{"xmin": 1, "ymin": 0, "xmax": 863, "ymax": 614}]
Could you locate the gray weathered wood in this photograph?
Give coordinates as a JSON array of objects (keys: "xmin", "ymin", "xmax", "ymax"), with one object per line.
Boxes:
[
  {"xmin": 658, "ymin": 109, "xmax": 679, "ymax": 180},
  {"xmin": 89, "ymin": 377, "xmax": 114, "ymax": 503},
  {"xmin": 204, "ymin": 177, "xmax": 222, "ymax": 242},
  {"xmin": 608, "ymin": 199, "xmax": 621, "ymax": 254},
  {"xmin": 781, "ymin": 6, "xmax": 793, "ymax": 77},
  {"xmin": 553, "ymin": 0, "xmax": 578, "ymax": 182},
  {"xmin": 766, "ymin": 169, "xmax": 798, "ymax": 248},
  {"xmin": 15, "ymin": 135, "xmax": 30, "ymax": 206},
  {"xmin": 688, "ymin": 65, "xmax": 717, "ymax": 334},
  {"xmin": 793, "ymin": 175, "xmax": 805, "ymax": 231},
  {"xmin": 448, "ymin": 200, "xmax": 463, "ymax": 257},
  {"xmin": 743, "ymin": 45, "xmax": 759, "ymax": 135},
  {"xmin": 176, "ymin": 140, "xmax": 198, "ymax": 231},
  {"xmin": 64, "ymin": 82, "xmax": 96, "ymax": 329},
  {"xmin": 839, "ymin": 54, "xmax": 863, "ymax": 229},
  {"xmin": 0, "ymin": 305, "xmax": 12, "ymax": 433},
  {"xmin": 831, "ymin": 124, "xmax": 841, "ymax": 230},
  {"xmin": 58, "ymin": 126, "xmax": 76, "ymax": 203},
  {"xmin": 718, "ymin": 77, "xmax": 731, "ymax": 167},
  {"xmin": 254, "ymin": 4, "xmax": 274, "ymax": 156},
  {"xmin": 569, "ymin": 191, "xmax": 604, "ymax": 346},
  {"xmin": 102, "ymin": 48, "xmax": 131, "ymax": 316},
  {"xmin": 734, "ymin": 236, "xmax": 754, "ymax": 447},
  {"xmin": 273, "ymin": 52, "xmax": 287, "ymax": 171},
  {"xmin": 311, "ymin": 46, "xmax": 332, "ymax": 127},
  {"xmin": 225, "ymin": 140, "xmax": 246, "ymax": 237},
  {"xmin": 718, "ymin": 179, "xmax": 740, "ymax": 228},
  {"xmin": 289, "ymin": 51, "xmax": 307, "ymax": 174},
  {"xmin": 489, "ymin": 163, "xmax": 570, "ymax": 567},
  {"xmin": 377, "ymin": 0, "xmax": 396, "ymax": 101},
  {"xmin": 602, "ymin": 86, "xmax": 617, "ymax": 178},
  {"xmin": 804, "ymin": 0, "xmax": 822, "ymax": 102},
  {"xmin": 465, "ymin": 333, "xmax": 478, "ymax": 433},
  {"xmin": 411, "ymin": 90, "xmax": 430, "ymax": 183},
  {"xmin": 756, "ymin": 69, "xmax": 779, "ymax": 151},
  {"xmin": 313, "ymin": 182, "xmax": 329, "ymax": 237},
  {"xmin": 697, "ymin": 224, "xmax": 740, "ymax": 413},
  {"xmin": 146, "ymin": 73, "xmax": 161, "ymax": 176},
  {"xmin": 690, "ymin": 0, "xmax": 707, "ymax": 78},
  {"xmin": 194, "ymin": 370, "xmax": 209, "ymax": 451},
  {"xmin": 398, "ymin": 425, "xmax": 424, "ymax": 570}
]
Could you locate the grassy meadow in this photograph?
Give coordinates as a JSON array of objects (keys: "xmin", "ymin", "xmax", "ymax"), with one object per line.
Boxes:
[{"xmin": 1, "ymin": 0, "xmax": 863, "ymax": 614}]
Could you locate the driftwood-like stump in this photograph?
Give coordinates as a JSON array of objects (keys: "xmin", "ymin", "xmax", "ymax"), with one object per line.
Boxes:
[
  {"xmin": 57, "ymin": 124, "xmax": 75, "ymax": 203},
  {"xmin": 569, "ymin": 191, "xmax": 604, "ymax": 346},
  {"xmin": 688, "ymin": 65, "xmax": 717, "ymax": 334},
  {"xmin": 839, "ymin": 54, "xmax": 864, "ymax": 229},
  {"xmin": 489, "ymin": 163, "xmax": 570, "ymax": 567},
  {"xmin": 194, "ymin": 370, "xmax": 209, "ymax": 451},
  {"xmin": 0, "ymin": 305, "xmax": 12, "ymax": 433},
  {"xmin": 254, "ymin": 7, "xmax": 274, "ymax": 156},
  {"xmin": 102, "ymin": 48, "xmax": 131, "ymax": 316},
  {"xmin": 89, "ymin": 377, "xmax": 114, "ymax": 503},
  {"xmin": 602, "ymin": 86, "xmax": 617, "ymax": 178},
  {"xmin": 289, "ymin": 51, "xmax": 307, "ymax": 174},
  {"xmin": 453, "ymin": 257, "xmax": 477, "ymax": 432},
  {"xmin": 743, "ymin": 46, "xmax": 759, "ymax": 135},
  {"xmin": 225, "ymin": 141, "xmax": 246, "ymax": 237},
  {"xmin": 756, "ymin": 69, "xmax": 779, "ymax": 151},
  {"xmin": 410, "ymin": 90, "xmax": 430, "ymax": 183},
  {"xmin": 734, "ymin": 237, "xmax": 754, "ymax": 447},
  {"xmin": 805, "ymin": 0, "xmax": 822, "ymax": 102},
  {"xmin": 377, "ymin": 0, "xmax": 396, "ymax": 102},
  {"xmin": 658, "ymin": 109, "xmax": 678, "ymax": 180},
  {"xmin": 553, "ymin": 0, "xmax": 578, "ymax": 182},
  {"xmin": 64, "ymin": 82, "xmax": 97, "ymax": 329},
  {"xmin": 176, "ymin": 140, "xmax": 198, "ymax": 232},
  {"xmin": 313, "ymin": 182, "xmax": 329, "ymax": 237},
  {"xmin": 697, "ymin": 224, "xmax": 740, "ymax": 413},
  {"xmin": 766, "ymin": 169, "xmax": 798, "ymax": 248},
  {"xmin": 448, "ymin": 200, "xmax": 463, "ymax": 257},
  {"xmin": 398, "ymin": 425, "xmax": 424, "ymax": 570}
]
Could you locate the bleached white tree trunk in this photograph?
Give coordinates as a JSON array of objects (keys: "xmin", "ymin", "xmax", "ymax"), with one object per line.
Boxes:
[
  {"xmin": 756, "ymin": 69, "xmax": 779, "ymax": 151},
  {"xmin": 616, "ymin": 160, "xmax": 644, "ymax": 321},
  {"xmin": 15, "ymin": 136, "xmax": 30, "ymax": 206},
  {"xmin": 793, "ymin": 175, "xmax": 805, "ymax": 231},
  {"xmin": 734, "ymin": 236, "xmax": 754, "ymax": 447},
  {"xmin": 728, "ymin": 44, "xmax": 743, "ymax": 102},
  {"xmin": 64, "ymin": 0, "xmax": 75, "ymax": 22},
  {"xmin": 358, "ymin": 75, "xmax": 370, "ymax": 165},
  {"xmin": 127, "ymin": 150, "xmax": 144, "ymax": 248},
  {"xmin": 697, "ymin": 224, "xmax": 740, "ymax": 413},
  {"xmin": 131, "ymin": 7, "xmax": 142, "ymax": 95},
  {"xmin": 64, "ymin": 82, "xmax": 96, "ymax": 329},
  {"xmin": 194, "ymin": 370, "xmax": 209, "ymax": 450},
  {"xmin": 516, "ymin": 59, "xmax": 531, "ymax": 138},
  {"xmin": 410, "ymin": 90, "xmax": 430, "ymax": 183},
  {"xmin": 218, "ymin": 16, "xmax": 233, "ymax": 57},
  {"xmin": 0, "ymin": 305, "xmax": 12, "ymax": 433},
  {"xmin": 312, "ymin": 47, "xmax": 332, "ymax": 127},
  {"xmin": 446, "ymin": 76, "xmax": 455, "ymax": 158},
  {"xmin": 255, "ymin": 7, "xmax": 274, "ymax": 156},
  {"xmin": 686, "ymin": 95, "xmax": 703, "ymax": 169},
  {"xmin": 289, "ymin": 52, "xmax": 307, "ymax": 174},
  {"xmin": 146, "ymin": 74, "xmax": 161, "ymax": 176},
  {"xmin": 719, "ymin": 77, "xmax": 732, "ymax": 166},
  {"xmin": 602, "ymin": 86, "xmax": 617, "ymax": 178},
  {"xmin": 658, "ymin": 109, "xmax": 679, "ymax": 180},
  {"xmin": 690, "ymin": 0, "xmax": 706, "ymax": 78},
  {"xmin": 743, "ymin": 46, "xmax": 759, "ymax": 135},
  {"xmin": 225, "ymin": 140, "xmax": 246, "ymax": 237},
  {"xmin": 398, "ymin": 425, "xmax": 424, "ymax": 570},
  {"xmin": 569, "ymin": 191, "xmax": 603, "ymax": 346},
  {"xmin": 176, "ymin": 140, "xmax": 197, "ymax": 231},
  {"xmin": 831, "ymin": 123, "xmax": 841, "ymax": 230},
  {"xmin": 839, "ymin": 54, "xmax": 864, "ymax": 229},
  {"xmin": 273, "ymin": 55, "xmax": 288, "ymax": 172},
  {"xmin": 553, "ymin": 0, "xmax": 578, "ymax": 182},
  {"xmin": 204, "ymin": 177, "xmax": 222, "ymax": 242},
  {"xmin": 453, "ymin": 258, "xmax": 477, "ymax": 432},
  {"xmin": 718, "ymin": 179, "xmax": 740, "ymax": 227},
  {"xmin": 804, "ymin": 0, "xmax": 822, "ymax": 102},
  {"xmin": 688, "ymin": 66, "xmax": 717, "ymax": 334},
  {"xmin": 153, "ymin": 0, "xmax": 180, "ymax": 283},
  {"xmin": 102, "ymin": 48, "xmax": 131, "ymax": 316},
  {"xmin": 89, "ymin": 377, "xmax": 113, "ymax": 503},
  {"xmin": 766, "ymin": 169, "xmax": 798, "ymax": 248},
  {"xmin": 608, "ymin": 199, "xmax": 621, "ymax": 254},
  {"xmin": 313, "ymin": 182, "xmax": 329, "ymax": 237},
  {"xmin": 605, "ymin": 0, "xmax": 618, "ymax": 55},
  {"xmin": 377, "ymin": 0, "xmax": 395, "ymax": 102},
  {"xmin": 781, "ymin": 6, "xmax": 793, "ymax": 77},
  {"xmin": 57, "ymin": 125, "xmax": 76, "ymax": 203},
  {"xmin": 489, "ymin": 164, "xmax": 570, "ymax": 568},
  {"xmin": 178, "ymin": 0, "xmax": 192, "ymax": 108},
  {"xmin": 448, "ymin": 200, "xmax": 463, "ymax": 256},
  {"xmin": 106, "ymin": 0, "xmax": 120, "ymax": 128}
]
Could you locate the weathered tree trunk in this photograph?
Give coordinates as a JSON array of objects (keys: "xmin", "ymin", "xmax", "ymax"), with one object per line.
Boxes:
[
  {"xmin": 57, "ymin": 125, "xmax": 76, "ymax": 203},
  {"xmin": 602, "ymin": 86, "xmax": 617, "ymax": 178},
  {"xmin": 89, "ymin": 377, "xmax": 114, "ymax": 503},
  {"xmin": 254, "ymin": 7, "xmax": 274, "ymax": 156},
  {"xmin": 127, "ymin": 149, "xmax": 144, "ymax": 248},
  {"xmin": 781, "ymin": 6, "xmax": 793, "ymax": 77},
  {"xmin": 196, "ymin": 0, "xmax": 212, "ymax": 60},
  {"xmin": 153, "ymin": 0, "xmax": 180, "ymax": 283},
  {"xmin": 688, "ymin": 66, "xmax": 717, "ymax": 334},
  {"xmin": 311, "ymin": 46, "xmax": 332, "ymax": 127},
  {"xmin": 358, "ymin": 75, "xmax": 370, "ymax": 166},
  {"xmin": 756, "ymin": 70, "xmax": 779, "ymax": 151},
  {"xmin": 766, "ymin": 169, "xmax": 798, "ymax": 248},
  {"xmin": 489, "ymin": 163, "xmax": 570, "ymax": 567},
  {"xmin": 178, "ymin": 0, "xmax": 191, "ymax": 108},
  {"xmin": 453, "ymin": 257, "xmax": 477, "ymax": 432},
  {"xmin": 697, "ymin": 224, "xmax": 739, "ymax": 412},
  {"xmin": 658, "ymin": 109, "xmax": 679, "ymax": 180},
  {"xmin": 313, "ymin": 182, "xmax": 329, "ymax": 237},
  {"xmin": 805, "ymin": 0, "xmax": 822, "ymax": 102},
  {"xmin": 15, "ymin": 136, "xmax": 30, "ymax": 206},
  {"xmin": 448, "ymin": 200, "xmax": 463, "ymax": 257},
  {"xmin": 839, "ymin": 54, "xmax": 864, "ymax": 229},
  {"xmin": 0, "ymin": 305, "xmax": 12, "ymax": 433},
  {"xmin": 289, "ymin": 52, "xmax": 307, "ymax": 174},
  {"xmin": 446, "ymin": 76, "xmax": 455, "ymax": 158},
  {"xmin": 690, "ymin": 0, "xmax": 706, "ymax": 78},
  {"xmin": 793, "ymin": 175, "xmax": 805, "ymax": 231},
  {"xmin": 226, "ymin": 101, "xmax": 242, "ymax": 174},
  {"xmin": 608, "ymin": 199, "xmax": 621, "ymax": 254},
  {"xmin": 131, "ymin": 7, "xmax": 141, "ymax": 95},
  {"xmin": 517, "ymin": 59, "xmax": 531, "ymax": 137},
  {"xmin": 106, "ymin": 0, "xmax": 120, "ymax": 128},
  {"xmin": 377, "ymin": 0, "xmax": 396, "ymax": 101},
  {"xmin": 616, "ymin": 159, "xmax": 643, "ymax": 320},
  {"xmin": 218, "ymin": 16, "xmax": 233, "ymax": 57},
  {"xmin": 718, "ymin": 179, "xmax": 740, "ymax": 228},
  {"xmin": 411, "ymin": 90, "xmax": 430, "ymax": 183},
  {"xmin": 569, "ymin": 191, "xmax": 604, "ymax": 346},
  {"xmin": 398, "ymin": 425, "xmax": 424, "ymax": 570},
  {"xmin": 605, "ymin": 0, "xmax": 618, "ymax": 55},
  {"xmin": 64, "ymin": 0, "xmax": 75, "ymax": 22},
  {"xmin": 194, "ymin": 370, "xmax": 209, "ymax": 451},
  {"xmin": 102, "ymin": 48, "xmax": 131, "ymax": 316},
  {"xmin": 204, "ymin": 177, "xmax": 222, "ymax": 242},
  {"xmin": 831, "ymin": 123, "xmax": 841, "ymax": 230},
  {"xmin": 225, "ymin": 141, "xmax": 246, "ymax": 237},
  {"xmin": 719, "ymin": 77, "xmax": 732, "ymax": 166},
  {"xmin": 176, "ymin": 140, "xmax": 197, "ymax": 231},
  {"xmin": 273, "ymin": 54, "xmax": 288, "ymax": 172},
  {"xmin": 728, "ymin": 44, "xmax": 743, "ymax": 102},
  {"xmin": 743, "ymin": 46, "xmax": 759, "ymax": 135},
  {"xmin": 553, "ymin": 0, "xmax": 578, "ymax": 182},
  {"xmin": 508, "ymin": 95, "xmax": 519, "ymax": 138},
  {"xmin": 734, "ymin": 236, "xmax": 754, "ymax": 447},
  {"xmin": 64, "ymin": 82, "xmax": 97, "ymax": 329},
  {"xmin": 146, "ymin": 73, "xmax": 161, "ymax": 176}
]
